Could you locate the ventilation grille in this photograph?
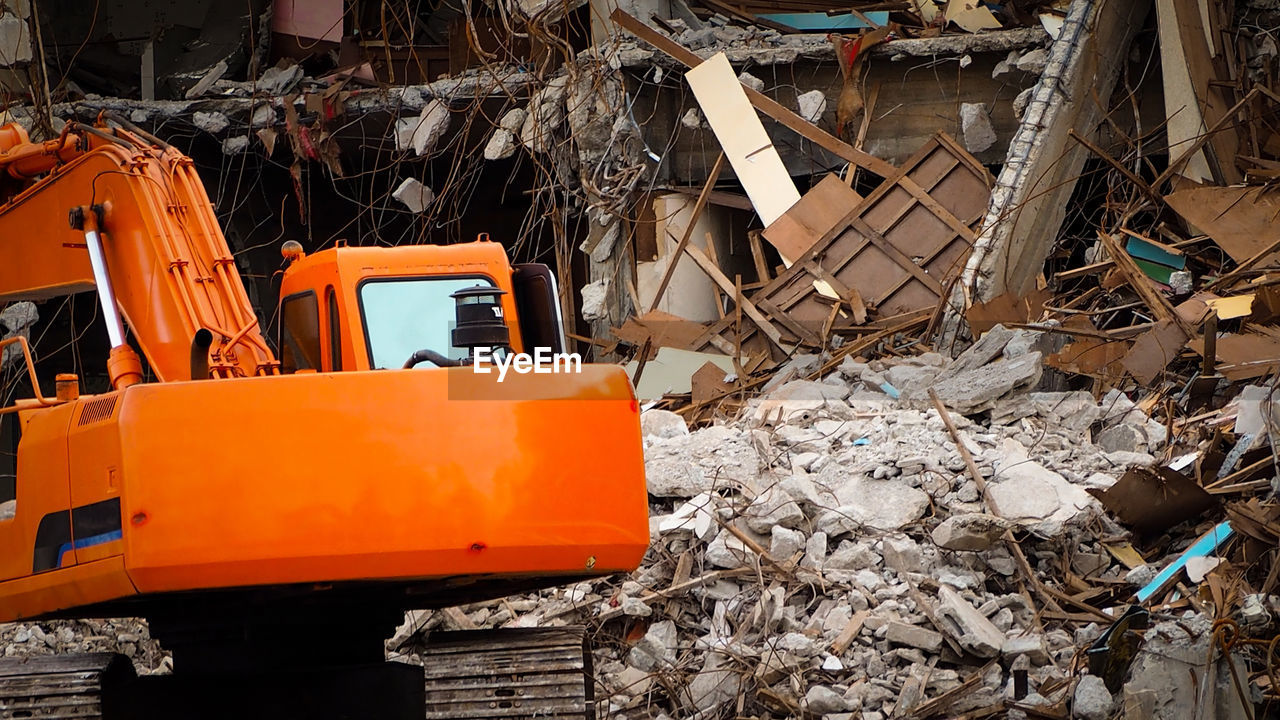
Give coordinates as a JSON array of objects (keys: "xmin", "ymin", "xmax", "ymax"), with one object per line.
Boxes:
[{"xmin": 77, "ymin": 395, "xmax": 119, "ymax": 426}]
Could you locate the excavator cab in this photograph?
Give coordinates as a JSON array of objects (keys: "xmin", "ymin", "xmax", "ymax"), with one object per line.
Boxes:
[{"xmin": 275, "ymin": 237, "xmax": 568, "ymax": 374}]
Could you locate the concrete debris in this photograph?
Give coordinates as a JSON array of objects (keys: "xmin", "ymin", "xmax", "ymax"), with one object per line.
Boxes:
[
  {"xmin": 391, "ymin": 178, "xmax": 435, "ymax": 213},
  {"xmin": 680, "ymin": 107, "xmax": 705, "ymax": 129},
  {"xmin": 0, "ymin": 13, "xmax": 31, "ymax": 66},
  {"xmin": 959, "ymin": 102, "xmax": 997, "ymax": 153},
  {"xmin": 580, "ymin": 279, "xmax": 609, "ymax": 321},
  {"xmin": 0, "ymin": 499, "xmax": 13, "ymax": 520},
  {"xmin": 1072, "ymin": 674, "xmax": 1113, "ymax": 720},
  {"xmin": 248, "ymin": 103, "xmax": 276, "ymax": 128},
  {"xmin": 935, "ymin": 586, "xmax": 1005, "ymax": 658},
  {"xmin": 1, "ymin": 301, "xmax": 37, "ymax": 334},
  {"xmin": 395, "ymin": 100, "xmax": 451, "ymax": 156},
  {"xmin": 221, "ymin": 135, "xmax": 250, "ymax": 155},
  {"xmin": 257, "ymin": 64, "xmax": 303, "ymax": 95},
  {"xmin": 737, "ymin": 71, "xmax": 764, "ymax": 92},
  {"xmin": 640, "ymin": 409, "xmax": 689, "ymax": 439},
  {"xmin": 886, "ymin": 622, "xmax": 943, "ymax": 653},
  {"xmin": 483, "ymin": 129, "xmax": 517, "ymax": 160},
  {"xmin": 931, "ymin": 513, "xmax": 1011, "ymax": 551},
  {"xmin": 193, "ymin": 111, "xmax": 230, "ymax": 134},
  {"xmin": 931, "ymin": 351, "xmax": 1042, "ymax": 415},
  {"xmin": 796, "ymin": 90, "xmax": 827, "ymax": 124},
  {"xmin": 1014, "ymin": 47, "xmax": 1049, "ymax": 74}
]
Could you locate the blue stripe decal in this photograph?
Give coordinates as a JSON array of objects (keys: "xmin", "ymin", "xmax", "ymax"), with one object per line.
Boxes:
[{"xmin": 54, "ymin": 530, "xmax": 123, "ymax": 568}]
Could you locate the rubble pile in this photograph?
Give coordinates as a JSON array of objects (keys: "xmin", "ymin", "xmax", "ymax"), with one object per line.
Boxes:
[
  {"xmin": 382, "ymin": 326, "xmax": 1260, "ymax": 718},
  {"xmin": 0, "ymin": 619, "xmax": 167, "ymax": 673}
]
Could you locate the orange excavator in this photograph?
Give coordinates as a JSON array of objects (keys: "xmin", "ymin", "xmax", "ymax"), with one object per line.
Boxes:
[{"xmin": 0, "ymin": 118, "xmax": 649, "ymax": 719}]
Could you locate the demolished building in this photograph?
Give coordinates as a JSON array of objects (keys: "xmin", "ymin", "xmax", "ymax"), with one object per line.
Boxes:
[{"xmin": 6, "ymin": 0, "xmax": 1280, "ymax": 718}]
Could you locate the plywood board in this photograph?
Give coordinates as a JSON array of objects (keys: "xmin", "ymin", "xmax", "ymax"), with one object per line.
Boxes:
[
  {"xmin": 685, "ymin": 53, "xmax": 801, "ymax": 228},
  {"xmin": 694, "ymin": 133, "xmax": 991, "ymax": 355},
  {"xmin": 762, "ymin": 174, "xmax": 862, "ymax": 263},
  {"xmin": 1166, "ymin": 186, "xmax": 1280, "ymax": 266}
]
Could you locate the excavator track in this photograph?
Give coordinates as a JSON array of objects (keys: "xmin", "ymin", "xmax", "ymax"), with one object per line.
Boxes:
[
  {"xmin": 0, "ymin": 653, "xmax": 133, "ymax": 720},
  {"xmin": 420, "ymin": 627, "xmax": 595, "ymax": 720}
]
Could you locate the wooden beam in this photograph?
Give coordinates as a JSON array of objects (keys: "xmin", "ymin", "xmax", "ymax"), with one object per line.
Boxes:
[
  {"xmin": 610, "ymin": 8, "xmax": 897, "ymax": 179},
  {"xmin": 684, "ymin": 237, "xmax": 794, "ymax": 353}
]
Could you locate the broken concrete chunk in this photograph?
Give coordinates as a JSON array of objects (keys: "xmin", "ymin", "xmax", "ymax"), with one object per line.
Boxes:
[
  {"xmin": 1, "ymin": 301, "xmax": 37, "ymax": 334},
  {"xmin": 1015, "ymin": 47, "xmax": 1049, "ymax": 73},
  {"xmin": 391, "ymin": 178, "xmax": 435, "ymax": 213},
  {"xmin": 705, "ymin": 527, "xmax": 755, "ymax": 569},
  {"xmin": 193, "ymin": 111, "xmax": 229, "ymax": 134},
  {"xmin": 882, "ymin": 534, "xmax": 925, "ymax": 573},
  {"xmin": 814, "ymin": 466, "xmax": 930, "ymax": 532},
  {"xmin": 257, "ymin": 63, "xmax": 303, "ymax": 95},
  {"xmin": 0, "ymin": 14, "xmax": 32, "ymax": 65},
  {"xmin": 797, "ymin": 90, "xmax": 827, "ymax": 124},
  {"xmin": 688, "ymin": 651, "xmax": 743, "ymax": 713},
  {"xmin": 249, "ymin": 103, "xmax": 276, "ymax": 128},
  {"xmin": 394, "ymin": 100, "xmax": 451, "ymax": 156},
  {"xmin": 221, "ymin": 136, "xmax": 250, "ymax": 154},
  {"xmin": 680, "ymin": 107, "xmax": 704, "ymax": 129},
  {"xmin": 498, "ymin": 107, "xmax": 528, "ymax": 132},
  {"xmin": 805, "ymin": 685, "xmax": 852, "ymax": 714},
  {"xmin": 885, "ymin": 622, "xmax": 943, "ymax": 653},
  {"xmin": 1001, "ymin": 634, "xmax": 1050, "ymax": 664},
  {"xmin": 959, "ymin": 102, "xmax": 997, "ymax": 153},
  {"xmin": 644, "ymin": 425, "xmax": 760, "ymax": 497},
  {"xmin": 931, "ymin": 352, "xmax": 1042, "ymax": 415},
  {"xmin": 579, "ymin": 280, "xmax": 608, "ymax": 322},
  {"xmin": 936, "ymin": 586, "xmax": 1005, "ymax": 658},
  {"xmin": 737, "ymin": 71, "xmax": 765, "ymax": 92},
  {"xmin": 640, "ymin": 409, "xmax": 689, "ymax": 440},
  {"xmin": 482, "ymin": 129, "xmax": 517, "ymax": 161},
  {"xmin": 0, "ymin": 499, "xmax": 13, "ymax": 521},
  {"xmin": 770, "ymin": 525, "xmax": 807, "ymax": 559},
  {"xmin": 1072, "ymin": 674, "xmax": 1112, "ymax": 720},
  {"xmin": 931, "ymin": 513, "xmax": 1011, "ymax": 551},
  {"xmin": 628, "ymin": 619, "xmax": 678, "ymax": 670},
  {"xmin": 744, "ymin": 487, "xmax": 804, "ymax": 534}
]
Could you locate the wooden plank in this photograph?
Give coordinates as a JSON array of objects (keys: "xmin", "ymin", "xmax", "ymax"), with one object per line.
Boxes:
[
  {"xmin": 1099, "ymin": 231, "xmax": 1178, "ymax": 324},
  {"xmin": 685, "ymin": 53, "xmax": 801, "ymax": 227},
  {"xmin": 762, "ymin": 173, "xmax": 863, "ymax": 263},
  {"xmin": 683, "ymin": 239, "xmax": 794, "ymax": 352},
  {"xmin": 610, "ymin": 8, "xmax": 897, "ymax": 179}
]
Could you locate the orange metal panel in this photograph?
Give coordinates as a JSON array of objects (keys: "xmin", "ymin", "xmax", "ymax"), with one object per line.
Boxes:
[
  {"xmin": 0, "ymin": 556, "xmax": 136, "ymax": 622},
  {"xmin": 108, "ymin": 367, "xmax": 648, "ymax": 594},
  {"xmin": 0, "ymin": 404, "xmax": 74, "ymax": 583},
  {"xmin": 67, "ymin": 393, "xmax": 125, "ymax": 569}
]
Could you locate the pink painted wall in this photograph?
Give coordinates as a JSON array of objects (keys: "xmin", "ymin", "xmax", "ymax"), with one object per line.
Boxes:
[{"xmin": 272, "ymin": 0, "xmax": 344, "ymax": 42}]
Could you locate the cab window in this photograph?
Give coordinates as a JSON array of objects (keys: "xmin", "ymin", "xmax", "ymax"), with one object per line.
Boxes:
[
  {"xmin": 280, "ymin": 291, "xmax": 321, "ymax": 372},
  {"xmin": 358, "ymin": 276, "xmax": 494, "ymax": 370}
]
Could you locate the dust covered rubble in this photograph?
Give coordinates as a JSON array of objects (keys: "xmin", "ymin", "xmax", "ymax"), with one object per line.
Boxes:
[
  {"xmin": 391, "ymin": 325, "xmax": 1202, "ymax": 719},
  {"xmin": 0, "ymin": 618, "xmax": 169, "ymax": 674}
]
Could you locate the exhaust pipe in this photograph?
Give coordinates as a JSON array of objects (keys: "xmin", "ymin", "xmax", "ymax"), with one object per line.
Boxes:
[{"xmin": 190, "ymin": 328, "xmax": 213, "ymax": 380}]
